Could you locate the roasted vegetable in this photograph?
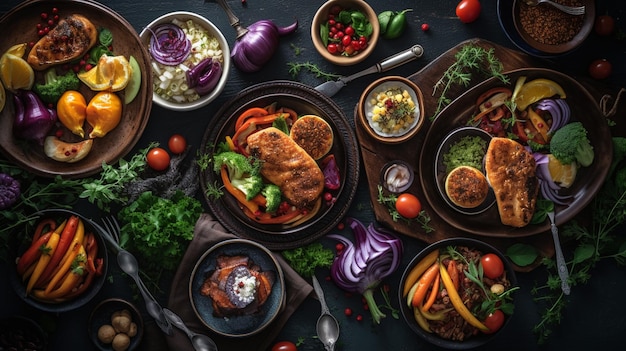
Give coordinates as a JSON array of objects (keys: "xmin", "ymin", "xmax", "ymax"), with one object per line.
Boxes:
[
  {"xmin": 86, "ymin": 91, "xmax": 122, "ymax": 138},
  {"xmin": 549, "ymin": 122, "xmax": 594, "ymax": 167},
  {"xmin": 12, "ymin": 90, "xmax": 57, "ymax": 145},
  {"xmin": 56, "ymin": 90, "xmax": 87, "ymax": 137}
]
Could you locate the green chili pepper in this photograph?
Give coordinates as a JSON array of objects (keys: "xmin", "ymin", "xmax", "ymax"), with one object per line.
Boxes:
[
  {"xmin": 383, "ymin": 9, "xmax": 413, "ymax": 39},
  {"xmin": 378, "ymin": 10, "xmax": 394, "ymax": 36}
]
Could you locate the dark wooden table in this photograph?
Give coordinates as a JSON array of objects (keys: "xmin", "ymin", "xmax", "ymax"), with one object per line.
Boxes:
[{"xmin": 1, "ymin": 0, "xmax": 625, "ymax": 350}]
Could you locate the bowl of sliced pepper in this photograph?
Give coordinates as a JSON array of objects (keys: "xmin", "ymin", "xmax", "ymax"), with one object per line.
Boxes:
[
  {"xmin": 311, "ymin": 0, "xmax": 380, "ymax": 66},
  {"xmin": 398, "ymin": 237, "xmax": 518, "ymax": 349},
  {"xmin": 9, "ymin": 209, "xmax": 108, "ymax": 313}
]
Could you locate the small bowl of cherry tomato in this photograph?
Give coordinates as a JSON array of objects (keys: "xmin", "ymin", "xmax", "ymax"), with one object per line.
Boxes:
[
  {"xmin": 311, "ymin": 0, "xmax": 380, "ymax": 66},
  {"xmin": 398, "ymin": 237, "xmax": 518, "ymax": 349}
]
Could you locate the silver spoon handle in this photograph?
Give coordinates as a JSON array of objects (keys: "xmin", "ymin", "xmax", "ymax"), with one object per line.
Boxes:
[
  {"xmin": 340, "ymin": 44, "xmax": 423, "ymax": 84},
  {"xmin": 550, "ymin": 223, "xmax": 571, "ymax": 295},
  {"xmin": 312, "ymin": 276, "xmax": 331, "ymax": 314}
]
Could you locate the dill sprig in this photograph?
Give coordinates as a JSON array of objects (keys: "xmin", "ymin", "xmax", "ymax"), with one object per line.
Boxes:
[
  {"xmin": 431, "ymin": 44, "xmax": 509, "ymax": 121},
  {"xmin": 287, "ymin": 62, "xmax": 341, "ymax": 81}
]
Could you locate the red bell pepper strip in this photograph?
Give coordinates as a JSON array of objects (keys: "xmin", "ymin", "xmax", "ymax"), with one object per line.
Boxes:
[
  {"xmin": 35, "ymin": 215, "xmax": 80, "ymax": 287},
  {"xmin": 31, "ymin": 218, "xmax": 56, "ymax": 244},
  {"xmin": 16, "ymin": 232, "xmax": 52, "ymax": 276},
  {"xmin": 235, "ymin": 106, "xmax": 269, "ymax": 131}
]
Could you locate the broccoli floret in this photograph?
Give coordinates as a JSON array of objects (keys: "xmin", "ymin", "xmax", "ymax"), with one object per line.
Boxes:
[
  {"xmin": 32, "ymin": 68, "xmax": 81, "ymax": 105},
  {"xmin": 262, "ymin": 184, "xmax": 282, "ymax": 213},
  {"xmin": 212, "ymin": 151, "xmax": 256, "ymax": 179},
  {"xmin": 231, "ymin": 174, "xmax": 264, "ymax": 200},
  {"xmin": 549, "ymin": 122, "xmax": 594, "ymax": 167}
]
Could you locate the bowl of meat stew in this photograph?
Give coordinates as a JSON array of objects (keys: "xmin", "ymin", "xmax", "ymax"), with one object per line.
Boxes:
[{"xmin": 398, "ymin": 238, "xmax": 518, "ymax": 349}]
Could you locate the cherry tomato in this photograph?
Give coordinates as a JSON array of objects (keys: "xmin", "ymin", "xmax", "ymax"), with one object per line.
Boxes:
[
  {"xmin": 421, "ymin": 23, "xmax": 430, "ymax": 31},
  {"xmin": 594, "ymin": 15, "xmax": 615, "ymax": 36},
  {"xmin": 147, "ymin": 147, "xmax": 170, "ymax": 171},
  {"xmin": 327, "ymin": 43, "xmax": 339, "ymax": 54},
  {"xmin": 588, "ymin": 58, "xmax": 612, "ymax": 80},
  {"xmin": 271, "ymin": 341, "xmax": 298, "ymax": 351},
  {"xmin": 456, "ymin": 0, "xmax": 481, "ymax": 24},
  {"xmin": 167, "ymin": 134, "xmax": 187, "ymax": 154},
  {"xmin": 482, "ymin": 309, "xmax": 505, "ymax": 334},
  {"xmin": 480, "ymin": 253, "xmax": 504, "ymax": 279},
  {"xmin": 395, "ymin": 193, "xmax": 422, "ymax": 219}
]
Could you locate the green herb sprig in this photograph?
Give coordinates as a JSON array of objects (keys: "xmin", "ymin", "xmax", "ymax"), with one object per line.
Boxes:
[
  {"xmin": 287, "ymin": 62, "xmax": 341, "ymax": 81},
  {"xmin": 282, "ymin": 242, "xmax": 334, "ymax": 278},
  {"xmin": 431, "ymin": 44, "xmax": 508, "ymax": 121}
]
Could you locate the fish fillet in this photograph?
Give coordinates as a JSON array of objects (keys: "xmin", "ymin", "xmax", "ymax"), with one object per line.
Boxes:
[{"xmin": 484, "ymin": 137, "xmax": 539, "ymax": 227}]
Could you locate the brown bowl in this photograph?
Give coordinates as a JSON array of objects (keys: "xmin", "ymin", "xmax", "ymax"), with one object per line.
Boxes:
[
  {"xmin": 512, "ymin": 0, "xmax": 595, "ymax": 55},
  {"xmin": 0, "ymin": 0, "xmax": 152, "ymax": 178},
  {"xmin": 311, "ymin": 0, "xmax": 379, "ymax": 66},
  {"xmin": 357, "ymin": 76, "xmax": 425, "ymax": 144}
]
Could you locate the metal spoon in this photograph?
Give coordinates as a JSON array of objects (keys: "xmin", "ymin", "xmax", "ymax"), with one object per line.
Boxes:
[
  {"xmin": 117, "ymin": 249, "xmax": 174, "ymax": 334},
  {"xmin": 524, "ymin": 0, "xmax": 585, "ymax": 15},
  {"xmin": 163, "ymin": 308, "xmax": 218, "ymax": 351},
  {"xmin": 315, "ymin": 44, "xmax": 424, "ymax": 97},
  {"xmin": 312, "ymin": 276, "xmax": 340, "ymax": 351},
  {"xmin": 547, "ymin": 211, "xmax": 571, "ymax": 295}
]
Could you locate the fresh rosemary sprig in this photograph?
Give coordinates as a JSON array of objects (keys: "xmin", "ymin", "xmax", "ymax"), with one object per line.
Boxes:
[
  {"xmin": 430, "ymin": 44, "xmax": 509, "ymax": 121},
  {"xmin": 287, "ymin": 62, "xmax": 341, "ymax": 81}
]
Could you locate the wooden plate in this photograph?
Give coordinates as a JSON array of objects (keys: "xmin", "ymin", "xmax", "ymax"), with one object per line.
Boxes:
[
  {"xmin": 199, "ymin": 80, "xmax": 359, "ymax": 250},
  {"xmin": 0, "ymin": 0, "xmax": 152, "ymax": 178},
  {"xmin": 419, "ymin": 68, "xmax": 613, "ymax": 237}
]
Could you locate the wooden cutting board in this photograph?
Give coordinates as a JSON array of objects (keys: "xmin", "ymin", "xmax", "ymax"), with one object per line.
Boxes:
[{"xmin": 355, "ymin": 38, "xmax": 563, "ymax": 271}]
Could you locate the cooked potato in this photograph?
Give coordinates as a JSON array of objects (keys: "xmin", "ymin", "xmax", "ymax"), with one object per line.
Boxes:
[
  {"xmin": 97, "ymin": 324, "xmax": 117, "ymax": 344},
  {"xmin": 112, "ymin": 333, "xmax": 131, "ymax": 351},
  {"xmin": 127, "ymin": 322, "xmax": 138, "ymax": 337}
]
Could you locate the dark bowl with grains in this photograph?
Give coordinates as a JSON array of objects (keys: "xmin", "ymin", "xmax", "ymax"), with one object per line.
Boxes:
[{"xmin": 512, "ymin": 0, "xmax": 595, "ymax": 55}]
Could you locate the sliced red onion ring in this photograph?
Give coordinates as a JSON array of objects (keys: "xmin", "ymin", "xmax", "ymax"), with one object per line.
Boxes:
[{"xmin": 149, "ymin": 23, "xmax": 191, "ymax": 66}]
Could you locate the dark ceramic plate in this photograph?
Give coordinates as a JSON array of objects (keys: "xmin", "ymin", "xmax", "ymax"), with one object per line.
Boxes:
[
  {"xmin": 419, "ymin": 68, "xmax": 613, "ymax": 237},
  {"xmin": 398, "ymin": 237, "xmax": 517, "ymax": 349},
  {"xmin": 434, "ymin": 126, "xmax": 495, "ymax": 216},
  {"xmin": 199, "ymin": 80, "xmax": 359, "ymax": 250},
  {"xmin": 0, "ymin": 0, "xmax": 152, "ymax": 178},
  {"xmin": 0, "ymin": 316, "xmax": 47, "ymax": 351},
  {"xmin": 88, "ymin": 298, "xmax": 144, "ymax": 351},
  {"xmin": 189, "ymin": 239, "xmax": 285, "ymax": 338},
  {"xmin": 9, "ymin": 209, "xmax": 108, "ymax": 313}
]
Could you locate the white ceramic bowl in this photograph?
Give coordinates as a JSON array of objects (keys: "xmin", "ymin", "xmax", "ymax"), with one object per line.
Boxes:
[{"xmin": 139, "ymin": 11, "xmax": 231, "ymax": 111}]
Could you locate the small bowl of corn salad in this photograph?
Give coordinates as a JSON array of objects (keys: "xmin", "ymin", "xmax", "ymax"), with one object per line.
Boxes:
[
  {"xmin": 140, "ymin": 11, "xmax": 231, "ymax": 111},
  {"xmin": 357, "ymin": 76, "xmax": 424, "ymax": 143}
]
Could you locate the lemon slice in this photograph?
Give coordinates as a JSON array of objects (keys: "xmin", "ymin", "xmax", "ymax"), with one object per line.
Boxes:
[
  {"xmin": 0, "ymin": 52, "xmax": 35, "ymax": 91},
  {"xmin": 5, "ymin": 43, "xmax": 28, "ymax": 57},
  {"xmin": 514, "ymin": 78, "xmax": 566, "ymax": 111},
  {"xmin": 547, "ymin": 154, "xmax": 577, "ymax": 188},
  {"xmin": 78, "ymin": 54, "xmax": 131, "ymax": 92}
]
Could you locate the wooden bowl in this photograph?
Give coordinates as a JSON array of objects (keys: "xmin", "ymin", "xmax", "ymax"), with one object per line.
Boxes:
[
  {"xmin": 512, "ymin": 0, "xmax": 595, "ymax": 55},
  {"xmin": 311, "ymin": 0, "xmax": 379, "ymax": 66},
  {"xmin": 0, "ymin": 0, "xmax": 153, "ymax": 178},
  {"xmin": 357, "ymin": 76, "xmax": 424, "ymax": 144}
]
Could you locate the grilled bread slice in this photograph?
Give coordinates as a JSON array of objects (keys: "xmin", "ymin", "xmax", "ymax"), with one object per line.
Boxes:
[
  {"xmin": 484, "ymin": 137, "xmax": 539, "ymax": 227},
  {"xmin": 289, "ymin": 115, "xmax": 333, "ymax": 160},
  {"xmin": 27, "ymin": 14, "xmax": 98, "ymax": 70},
  {"xmin": 247, "ymin": 127, "xmax": 325, "ymax": 209}
]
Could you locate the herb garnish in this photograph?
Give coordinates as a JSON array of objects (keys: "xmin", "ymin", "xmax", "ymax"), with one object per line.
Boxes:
[
  {"xmin": 431, "ymin": 44, "xmax": 508, "ymax": 120},
  {"xmin": 282, "ymin": 242, "xmax": 334, "ymax": 278},
  {"xmin": 287, "ymin": 62, "xmax": 341, "ymax": 81}
]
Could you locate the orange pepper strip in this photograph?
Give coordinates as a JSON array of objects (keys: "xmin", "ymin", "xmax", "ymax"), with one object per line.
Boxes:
[
  {"xmin": 447, "ymin": 259, "xmax": 460, "ymax": 291},
  {"xmin": 35, "ymin": 215, "xmax": 80, "ymax": 287},
  {"xmin": 411, "ymin": 262, "xmax": 440, "ymax": 308},
  {"xmin": 243, "ymin": 206, "xmax": 302, "ymax": 224},
  {"xmin": 235, "ymin": 106, "xmax": 269, "ymax": 131},
  {"xmin": 26, "ymin": 232, "xmax": 60, "ymax": 294},
  {"xmin": 32, "ymin": 218, "xmax": 56, "ymax": 244},
  {"xmin": 221, "ymin": 166, "xmax": 259, "ymax": 214},
  {"xmin": 277, "ymin": 107, "xmax": 298, "ymax": 124},
  {"xmin": 225, "ymin": 136, "xmax": 236, "ymax": 151},
  {"xmin": 251, "ymin": 193, "xmax": 267, "ymax": 206},
  {"xmin": 16, "ymin": 232, "xmax": 52, "ymax": 277},
  {"xmin": 40, "ymin": 247, "xmax": 87, "ymax": 300},
  {"xmin": 44, "ymin": 241, "xmax": 82, "ymax": 295},
  {"xmin": 421, "ymin": 271, "xmax": 440, "ymax": 313}
]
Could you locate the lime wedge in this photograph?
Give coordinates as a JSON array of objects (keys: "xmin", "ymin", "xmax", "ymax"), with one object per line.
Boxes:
[{"xmin": 124, "ymin": 55, "xmax": 141, "ymax": 104}]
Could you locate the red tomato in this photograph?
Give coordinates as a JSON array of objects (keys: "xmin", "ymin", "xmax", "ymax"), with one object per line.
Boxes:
[
  {"xmin": 480, "ymin": 253, "xmax": 504, "ymax": 279},
  {"xmin": 168, "ymin": 134, "xmax": 187, "ymax": 154},
  {"xmin": 594, "ymin": 15, "xmax": 615, "ymax": 36},
  {"xmin": 588, "ymin": 58, "xmax": 612, "ymax": 80},
  {"xmin": 456, "ymin": 0, "xmax": 481, "ymax": 24},
  {"xmin": 482, "ymin": 309, "xmax": 505, "ymax": 334},
  {"xmin": 395, "ymin": 193, "xmax": 422, "ymax": 219},
  {"xmin": 271, "ymin": 341, "xmax": 298, "ymax": 351},
  {"xmin": 147, "ymin": 147, "xmax": 170, "ymax": 171}
]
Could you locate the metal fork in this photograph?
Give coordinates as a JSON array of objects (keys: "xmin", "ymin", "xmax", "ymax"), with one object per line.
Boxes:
[
  {"xmin": 98, "ymin": 217, "xmax": 173, "ymax": 335},
  {"xmin": 524, "ymin": 0, "xmax": 586, "ymax": 16}
]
